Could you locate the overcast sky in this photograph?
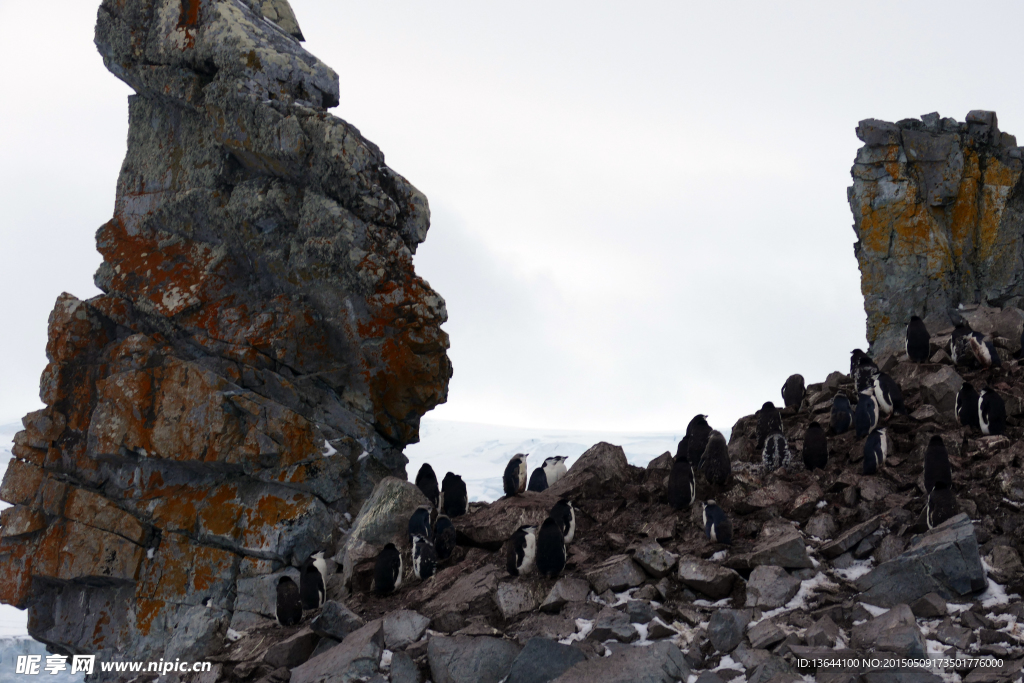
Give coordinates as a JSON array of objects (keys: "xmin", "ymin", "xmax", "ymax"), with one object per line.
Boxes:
[{"xmin": 3, "ymin": 1, "xmax": 1024, "ymax": 435}]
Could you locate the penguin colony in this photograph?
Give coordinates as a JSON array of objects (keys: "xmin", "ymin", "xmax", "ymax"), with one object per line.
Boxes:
[{"xmin": 276, "ymin": 312, "xmax": 1012, "ymax": 627}]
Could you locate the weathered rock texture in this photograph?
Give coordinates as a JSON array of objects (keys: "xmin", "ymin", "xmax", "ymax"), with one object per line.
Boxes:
[
  {"xmin": 850, "ymin": 111, "xmax": 1024, "ymax": 355},
  {"xmin": 0, "ymin": 0, "xmax": 449, "ymax": 663}
]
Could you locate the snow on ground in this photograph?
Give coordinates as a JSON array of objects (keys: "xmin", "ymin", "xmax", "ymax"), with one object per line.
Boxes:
[{"xmin": 405, "ymin": 418, "xmax": 707, "ymax": 502}]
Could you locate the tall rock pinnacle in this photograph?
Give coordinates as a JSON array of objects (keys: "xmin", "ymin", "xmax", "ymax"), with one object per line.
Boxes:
[
  {"xmin": 850, "ymin": 111, "xmax": 1024, "ymax": 355},
  {"xmin": 0, "ymin": 0, "xmax": 450, "ymax": 661}
]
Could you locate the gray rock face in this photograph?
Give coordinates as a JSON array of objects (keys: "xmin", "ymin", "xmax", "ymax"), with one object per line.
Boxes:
[
  {"xmin": 748, "ymin": 522, "xmax": 812, "ymax": 569},
  {"xmin": 311, "ymin": 600, "xmax": 366, "ymax": 641},
  {"xmin": 263, "ymin": 627, "xmax": 319, "ymax": 669},
  {"xmin": 590, "ymin": 607, "xmax": 639, "ymax": 643},
  {"xmin": 852, "ymin": 605, "xmax": 926, "ymax": 657},
  {"xmin": 291, "ymin": 619, "xmax": 383, "ymax": 683},
  {"xmin": 821, "ymin": 515, "xmax": 882, "ymax": 559},
  {"xmin": 707, "ymin": 609, "xmax": 752, "ymax": 653},
  {"xmin": 549, "ymin": 442, "xmax": 630, "ymax": 498},
  {"xmin": 586, "ymin": 555, "xmax": 646, "ymax": 594},
  {"xmin": 745, "ymin": 566, "xmax": 801, "ymax": 608},
  {"xmin": 540, "ymin": 577, "xmax": 591, "ymax": 613},
  {"xmin": 427, "ymin": 635, "xmax": 521, "ymax": 683},
  {"xmin": 506, "ymin": 637, "xmax": 586, "ymax": 683},
  {"xmin": 856, "ymin": 514, "xmax": 986, "ymax": 607},
  {"xmin": 747, "ymin": 620, "xmax": 785, "ymax": 649},
  {"xmin": 919, "ymin": 367, "xmax": 964, "ymax": 415},
  {"xmin": 494, "ymin": 581, "xmax": 546, "ymax": 621},
  {"xmin": 805, "ymin": 615, "xmax": 839, "ymax": 647},
  {"xmin": 552, "ymin": 641, "xmax": 690, "ymax": 683},
  {"xmin": 849, "ymin": 112, "xmax": 1024, "ymax": 355},
  {"xmin": 389, "ymin": 650, "xmax": 422, "ymax": 683},
  {"xmin": 382, "ymin": 609, "xmax": 430, "ymax": 650},
  {"xmin": 633, "ymin": 540, "xmax": 678, "ymax": 578},
  {"xmin": 676, "ymin": 556, "xmax": 739, "ymax": 599}
]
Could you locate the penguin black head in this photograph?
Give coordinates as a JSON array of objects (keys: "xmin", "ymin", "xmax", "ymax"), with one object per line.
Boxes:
[{"xmin": 910, "ymin": 315, "xmax": 922, "ymax": 323}]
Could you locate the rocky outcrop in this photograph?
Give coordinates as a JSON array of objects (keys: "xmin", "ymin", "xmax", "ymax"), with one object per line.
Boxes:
[
  {"xmin": 850, "ymin": 111, "xmax": 1024, "ymax": 355},
  {"xmin": 0, "ymin": 0, "xmax": 449, "ymax": 663}
]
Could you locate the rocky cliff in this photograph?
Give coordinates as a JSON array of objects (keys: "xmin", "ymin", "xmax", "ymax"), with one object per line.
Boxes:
[
  {"xmin": 0, "ymin": 0, "xmax": 450, "ymax": 663},
  {"xmin": 850, "ymin": 111, "xmax": 1024, "ymax": 356},
  {"xmin": 177, "ymin": 337, "xmax": 1023, "ymax": 683}
]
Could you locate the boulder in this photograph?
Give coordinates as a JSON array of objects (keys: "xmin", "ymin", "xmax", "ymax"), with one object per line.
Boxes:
[
  {"xmin": 540, "ymin": 577, "xmax": 591, "ymax": 613},
  {"xmin": 805, "ymin": 514, "xmax": 838, "ymax": 541},
  {"xmin": 748, "ymin": 522, "xmax": 812, "ymax": 569},
  {"xmin": 311, "ymin": 600, "xmax": 366, "ymax": 641},
  {"xmin": 820, "ymin": 515, "xmax": 882, "ymax": 559},
  {"xmin": 586, "ymin": 555, "xmax": 646, "ymax": 594},
  {"xmin": 453, "ymin": 493, "xmax": 558, "ymax": 550},
  {"xmin": 707, "ymin": 609, "xmax": 752, "ymax": 653},
  {"xmin": 676, "ymin": 557, "xmax": 739, "ymax": 599},
  {"xmin": 851, "ymin": 605, "xmax": 926, "ymax": 657},
  {"xmin": 632, "ymin": 540, "xmax": 678, "ymax": 578},
  {"xmin": 339, "ymin": 477, "xmax": 431, "ymax": 585},
  {"xmin": 427, "ymin": 635, "xmax": 522, "ymax": 683},
  {"xmin": 747, "ymin": 620, "xmax": 786, "ymax": 649},
  {"xmin": 291, "ymin": 620, "xmax": 383, "ymax": 683},
  {"xmin": 549, "ymin": 442, "xmax": 629, "ymax": 498},
  {"xmin": 745, "ymin": 566, "xmax": 800, "ymax": 609},
  {"xmin": 263, "ymin": 628, "xmax": 319, "ymax": 669},
  {"xmin": 856, "ymin": 514, "xmax": 986, "ymax": 607},
  {"xmin": 919, "ymin": 367, "xmax": 964, "ymax": 415},
  {"xmin": 590, "ymin": 607, "xmax": 639, "ymax": 643},
  {"xmin": 494, "ymin": 581, "xmax": 546, "ymax": 621},
  {"xmin": 382, "ymin": 609, "xmax": 430, "ymax": 650},
  {"xmin": 909, "ymin": 593, "xmax": 946, "ymax": 619},
  {"xmin": 805, "ymin": 615, "xmax": 839, "ymax": 647},
  {"xmin": 506, "ymin": 637, "xmax": 586, "ymax": 683},
  {"xmin": 422, "ymin": 565, "xmax": 502, "ymax": 618},
  {"xmin": 551, "ymin": 641, "xmax": 690, "ymax": 683},
  {"xmin": 390, "ymin": 650, "xmax": 422, "ymax": 683}
]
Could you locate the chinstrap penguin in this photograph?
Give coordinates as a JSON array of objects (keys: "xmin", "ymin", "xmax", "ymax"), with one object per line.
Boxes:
[
  {"xmin": 412, "ymin": 535, "xmax": 437, "ymax": 581},
  {"xmin": 872, "ymin": 371, "xmax": 905, "ymax": 416},
  {"xmin": 756, "ymin": 402, "xmax": 783, "ymax": 450},
  {"xmin": 702, "ymin": 500, "xmax": 732, "ymax": 545},
  {"xmin": 408, "ymin": 506, "xmax": 433, "ymax": 543},
  {"xmin": 667, "ymin": 437, "xmax": 696, "ymax": 510},
  {"xmin": 506, "ymin": 525, "xmax": 538, "ymax": 576},
  {"xmin": 926, "ymin": 480, "xmax": 958, "ymax": 529},
  {"xmin": 503, "ymin": 454, "xmax": 529, "ymax": 497},
  {"xmin": 536, "ymin": 517, "xmax": 567, "ymax": 578},
  {"xmin": 549, "ymin": 499, "xmax": 576, "ymax": 544},
  {"xmin": 441, "ymin": 472, "xmax": 468, "ymax": 517},
  {"xmin": 299, "ymin": 551, "xmax": 327, "ymax": 609},
  {"xmin": 527, "ymin": 467, "xmax": 549, "ymax": 492},
  {"xmin": 923, "ymin": 435, "xmax": 952, "ymax": 494},
  {"xmin": 854, "ymin": 391, "xmax": 879, "ymax": 437},
  {"xmin": 541, "ymin": 456, "xmax": 569, "ymax": 487},
  {"xmin": 761, "ymin": 430, "xmax": 791, "ymax": 473},
  {"xmin": 415, "ymin": 463, "xmax": 440, "ymax": 509},
  {"xmin": 275, "ymin": 575, "xmax": 302, "ymax": 627},
  {"xmin": 863, "ymin": 428, "xmax": 889, "ymax": 475},
  {"xmin": 956, "ymin": 383, "xmax": 981, "ymax": 430},
  {"xmin": 433, "ymin": 515, "xmax": 456, "ymax": 562},
  {"xmin": 851, "ymin": 350, "xmax": 878, "ymax": 393},
  {"xmin": 373, "ymin": 543, "xmax": 403, "ymax": 595},
  {"xmin": 685, "ymin": 414, "xmax": 713, "ymax": 462},
  {"xmin": 978, "ymin": 388, "xmax": 1007, "ymax": 435},
  {"xmin": 698, "ymin": 430, "xmax": 731, "ymax": 486},
  {"xmin": 906, "ymin": 316, "xmax": 930, "ymax": 362},
  {"xmin": 830, "ymin": 394, "xmax": 854, "ymax": 435},
  {"xmin": 781, "ymin": 374, "xmax": 805, "ymax": 410},
  {"xmin": 802, "ymin": 422, "xmax": 828, "ymax": 471}
]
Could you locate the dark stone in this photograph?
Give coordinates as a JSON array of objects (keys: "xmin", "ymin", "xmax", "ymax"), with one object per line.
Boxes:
[
  {"xmin": 291, "ymin": 620, "xmax": 383, "ymax": 683},
  {"xmin": 707, "ymin": 609, "xmax": 752, "ymax": 653},
  {"xmin": 310, "ymin": 600, "xmax": 366, "ymax": 640},
  {"xmin": 506, "ymin": 637, "xmax": 586, "ymax": 683},
  {"xmin": 263, "ymin": 628, "xmax": 319, "ymax": 669},
  {"xmin": 909, "ymin": 593, "xmax": 946, "ymax": 619},
  {"xmin": 427, "ymin": 636, "xmax": 521, "ymax": 683},
  {"xmin": 551, "ymin": 641, "xmax": 690, "ymax": 683},
  {"xmin": 747, "ymin": 620, "xmax": 785, "ymax": 649}
]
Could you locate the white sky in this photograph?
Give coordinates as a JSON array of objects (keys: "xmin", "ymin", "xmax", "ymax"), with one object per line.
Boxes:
[{"xmin": 3, "ymin": 1, "xmax": 1024, "ymax": 434}]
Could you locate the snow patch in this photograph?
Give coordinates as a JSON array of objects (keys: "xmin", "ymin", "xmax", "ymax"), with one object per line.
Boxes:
[
  {"xmin": 226, "ymin": 629, "xmax": 243, "ymax": 642},
  {"xmin": 752, "ymin": 572, "xmax": 836, "ymax": 625},
  {"xmin": 558, "ymin": 618, "xmax": 594, "ymax": 645},
  {"xmin": 979, "ymin": 559, "xmax": 1019, "ymax": 608},
  {"xmin": 710, "ymin": 550, "xmax": 727, "ymax": 561},
  {"xmin": 380, "ymin": 649, "xmax": 393, "ymax": 671},
  {"xmin": 693, "ymin": 598, "xmax": 731, "ymax": 608},
  {"xmin": 321, "ymin": 439, "xmax": 337, "ymax": 457},
  {"xmin": 859, "ymin": 602, "xmax": 890, "ymax": 618},
  {"xmin": 713, "ymin": 654, "xmax": 744, "ymax": 672},
  {"xmin": 833, "ymin": 558, "xmax": 873, "ymax": 581}
]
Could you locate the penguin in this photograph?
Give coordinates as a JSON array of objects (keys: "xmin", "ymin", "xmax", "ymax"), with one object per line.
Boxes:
[
  {"xmin": 541, "ymin": 456, "xmax": 569, "ymax": 487},
  {"xmin": 503, "ymin": 454, "xmax": 528, "ymax": 497},
  {"xmin": 372, "ymin": 543, "xmax": 403, "ymax": 596},
  {"xmin": 506, "ymin": 525, "xmax": 538, "ymax": 576},
  {"xmin": 863, "ymin": 428, "xmax": 889, "ymax": 475},
  {"xmin": 441, "ymin": 472, "xmax": 468, "ymax": 517},
  {"xmin": 698, "ymin": 430, "xmax": 731, "ymax": 486},
  {"xmin": 756, "ymin": 402, "xmax": 783, "ymax": 450},
  {"xmin": 956, "ymin": 382, "xmax": 981, "ymax": 430},
  {"xmin": 761, "ymin": 430, "xmax": 791, "ymax": 474},
  {"xmin": 923, "ymin": 435, "xmax": 952, "ymax": 494},
  {"xmin": 802, "ymin": 422, "xmax": 828, "ymax": 471},
  {"xmin": 527, "ymin": 467, "xmax": 548, "ymax": 492},
  {"xmin": 978, "ymin": 388, "xmax": 1007, "ymax": 436},
  {"xmin": 685, "ymin": 414, "xmax": 713, "ymax": 462},
  {"xmin": 781, "ymin": 374, "xmax": 805, "ymax": 410},
  {"xmin": 408, "ymin": 506, "xmax": 433, "ymax": 543},
  {"xmin": 872, "ymin": 371, "xmax": 906, "ymax": 417},
  {"xmin": 906, "ymin": 316, "xmax": 931, "ymax": 363},
  {"xmin": 968, "ymin": 334, "xmax": 1000, "ymax": 369},
  {"xmin": 275, "ymin": 575, "xmax": 302, "ymax": 626},
  {"xmin": 830, "ymin": 394, "xmax": 854, "ymax": 435},
  {"xmin": 926, "ymin": 480, "xmax": 958, "ymax": 529},
  {"xmin": 536, "ymin": 517, "xmax": 567, "ymax": 578},
  {"xmin": 851, "ymin": 350, "xmax": 879, "ymax": 393},
  {"xmin": 433, "ymin": 515, "xmax": 456, "ymax": 562},
  {"xmin": 411, "ymin": 534, "xmax": 437, "ymax": 581},
  {"xmin": 702, "ymin": 500, "xmax": 732, "ymax": 545},
  {"xmin": 415, "ymin": 463, "xmax": 440, "ymax": 509},
  {"xmin": 854, "ymin": 391, "xmax": 880, "ymax": 437},
  {"xmin": 299, "ymin": 551, "xmax": 327, "ymax": 609},
  {"xmin": 667, "ymin": 438, "xmax": 695, "ymax": 510},
  {"xmin": 951, "ymin": 323, "xmax": 996, "ymax": 368},
  {"xmin": 550, "ymin": 498, "xmax": 576, "ymax": 544}
]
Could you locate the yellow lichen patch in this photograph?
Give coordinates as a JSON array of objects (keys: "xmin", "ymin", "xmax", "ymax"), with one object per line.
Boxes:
[
  {"xmin": 198, "ymin": 484, "xmax": 243, "ymax": 537},
  {"xmin": 134, "ymin": 598, "xmax": 165, "ymax": 637}
]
